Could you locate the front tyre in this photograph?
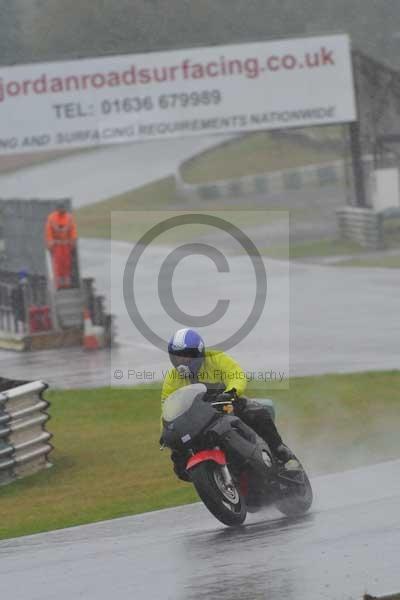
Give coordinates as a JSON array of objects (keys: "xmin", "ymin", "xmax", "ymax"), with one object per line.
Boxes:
[{"xmin": 190, "ymin": 462, "xmax": 247, "ymax": 526}]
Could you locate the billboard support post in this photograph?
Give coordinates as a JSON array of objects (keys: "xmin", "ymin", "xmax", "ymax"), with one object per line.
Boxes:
[
  {"xmin": 349, "ymin": 119, "xmax": 367, "ymax": 207},
  {"xmin": 348, "ymin": 50, "xmax": 367, "ymax": 208}
]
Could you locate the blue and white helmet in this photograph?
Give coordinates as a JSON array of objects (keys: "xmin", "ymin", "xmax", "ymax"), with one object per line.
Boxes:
[{"xmin": 168, "ymin": 328, "xmax": 205, "ymax": 377}]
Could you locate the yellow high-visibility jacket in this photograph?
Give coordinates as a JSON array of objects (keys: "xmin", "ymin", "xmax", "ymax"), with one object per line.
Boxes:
[{"xmin": 161, "ymin": 349, "xmax": 247, "ymax": 411}]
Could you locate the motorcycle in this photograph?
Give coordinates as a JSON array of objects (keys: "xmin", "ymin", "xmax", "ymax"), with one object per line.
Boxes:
[{"xmin": 161, "ymin": 383, "xmax": 313, "ymax": 527}]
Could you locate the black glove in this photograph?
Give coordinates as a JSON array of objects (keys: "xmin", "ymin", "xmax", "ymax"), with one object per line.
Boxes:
[
  {"xmin": 233, "ymin": 395, "xmax": 247, "ymax": 412},
  {"xmin": 216, "ymin": 392, "xmax": 234, "ymax": 403},
  {"xmin": 171, "ymin": 450, "xmax": 191, "ymax": 482},
  {"xmin": 216, "ymin": 387, "xmax": 237, "ymax": 401}
]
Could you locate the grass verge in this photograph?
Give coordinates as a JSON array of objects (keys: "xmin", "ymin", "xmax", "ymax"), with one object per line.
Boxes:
[
  {"xmin": 76, "ymin": 176, "xmax": 285, "ymax": 243},
  {"xmin": 256, "ymin": 238, "xmax": 366, "ymax": 260},
  {"xmin": 76, "ymin": 176, "xmax": 179, "ymax": 240},
  {"xmin": 261, "ymin": 222, "xmax": 400, "ymax": 262},
  {"xmin": 0, "ymin": 370, "xmax": 399, "ymax": 541},
  {"xmin": 0, "ymin": 147, "xmax": 91, "ymax": 174},
  {"xmin": 181, "ymin": 131, "xmax": 340, "ymax": 183},
  {"xmin": 339, "ymin": 255, "xmax": 400, "ymax": 268}
]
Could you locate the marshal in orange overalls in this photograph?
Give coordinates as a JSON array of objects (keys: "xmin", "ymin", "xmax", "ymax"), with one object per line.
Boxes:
[{"xmin": 45, "ymin": 207, "xmax": 77, "ymax": 289}]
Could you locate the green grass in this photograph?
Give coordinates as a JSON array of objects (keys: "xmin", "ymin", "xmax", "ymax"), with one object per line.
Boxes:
[
  {"xmin": 181, "ymin": 131, "xmax": 340, "ymax": 184},
  {"xmin": 261, "ymin": 218, "xmax": 400, "ymax": 261},
  {"xmin": 77, "ymin": 176, "xmax": 285, "ymax": 243},
  {"xmin": 76, "ymin": 176, "xmax": 179, "ymax": 240},
  {"xmin": 339, "ymin": 255, "xmax": 400, "ymax": 268},
  {"xmin": 256, "ymin": 238, "xmax": 366, "ymax": 260},
  {"xmin": 282, "ymin": 218, "xmax": 400, "ymax": 262},
  {"xmin": 0, "ymin": 147, "xmax": 92, "ymax": 174},
  {"xmin": 288, "ymin": 239, "xmax": 365, "ymax": 258},
  {"xmin": 262, "ymin": 225, "xmax": 400, "ymax": 262},
  {"xmin": 1, "ymin": 370, "xmax": 399, "ymax": 541}
]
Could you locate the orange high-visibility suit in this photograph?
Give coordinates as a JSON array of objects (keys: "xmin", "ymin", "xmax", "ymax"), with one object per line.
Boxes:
[{"xmin": 45, "ymin": 210, "xmax": 77, "ymax": 289}]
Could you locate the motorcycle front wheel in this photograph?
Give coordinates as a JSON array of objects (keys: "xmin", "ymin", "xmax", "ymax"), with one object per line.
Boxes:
[{"xmin": 190, "ymin": 462, "xmax": 247, "ymax": 526}]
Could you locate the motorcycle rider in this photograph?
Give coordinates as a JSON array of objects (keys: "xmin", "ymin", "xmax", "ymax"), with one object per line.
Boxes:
[{"xmin": 161, "ymin": 327, "xmax": 296, "ymax": 481}]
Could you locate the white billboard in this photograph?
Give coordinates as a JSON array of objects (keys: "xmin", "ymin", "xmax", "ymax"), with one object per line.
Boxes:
[{"xmin": 0, "ymin": 34, "xmax": 356, "ymax": 155}]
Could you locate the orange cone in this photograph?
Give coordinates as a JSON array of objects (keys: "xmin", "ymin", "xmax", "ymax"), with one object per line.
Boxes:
[{"xmin": 83, "ymin": 308, "xmax": 100, "ymax": 350}]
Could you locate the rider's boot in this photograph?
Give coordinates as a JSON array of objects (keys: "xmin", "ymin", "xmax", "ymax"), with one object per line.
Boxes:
[
  {"xmin": 237, "ymin": 402, "xmax": 300, "ymax": 471},
  {"xmin": 273, "ymin": 444, "xmax": 301, "ymax": 471}
]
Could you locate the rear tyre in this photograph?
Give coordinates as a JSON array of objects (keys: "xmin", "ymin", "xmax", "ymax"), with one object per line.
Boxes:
[
  {"xmin": 190, "ymin": 462, "xmax": 247, "ymax": 526},
  {"xmin": 275, "ymin": 468, "xmax": 313, "ymax": 517}
]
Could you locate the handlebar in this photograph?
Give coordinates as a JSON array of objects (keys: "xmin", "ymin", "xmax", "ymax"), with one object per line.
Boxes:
[
  {"xmin": 207, "ymin": 388, "xmax": 239, "ymax": 414},
  {"xmin": 202, "ymin": 383, "xmax": 237, "ymax": 402}
]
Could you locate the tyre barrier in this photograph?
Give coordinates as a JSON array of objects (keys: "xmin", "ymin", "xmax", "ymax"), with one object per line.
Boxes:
[
  {"xmin": 336, "ymin": 206, "xmax": 384, "ymax": 249},
  {"xmin": 0, "ymin": 378, "xmax": 52, "ymax": 486}
]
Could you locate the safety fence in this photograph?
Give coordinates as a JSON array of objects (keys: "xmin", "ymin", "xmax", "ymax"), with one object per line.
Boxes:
[
  {"xmin": 0, "ymin": 270, "xmax": 50, "ymax": 335},
  {"xmin": 0, "ymin": 378, "xmax": 52, "ymax": 486},
  {"xmin": 83, "ymin": 277, "xmax": 109, "ymax": 328},
  {"xmin": 0, "ymin": 268, "xmax": 113, "ymax": 350}
]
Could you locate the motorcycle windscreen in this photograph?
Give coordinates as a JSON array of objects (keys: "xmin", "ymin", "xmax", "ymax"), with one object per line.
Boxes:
[{"xmin": 162, "ymin": 383, "xmax": 207, "ymax": 422}]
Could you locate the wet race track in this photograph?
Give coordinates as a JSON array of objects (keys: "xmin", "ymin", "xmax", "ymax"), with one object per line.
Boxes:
[
  {"xmin": 0, "ymin": 135, "xmax": 233, "ymax": 207},
  {"xmin": 0, "ymin": 238, "xmax": 399, "ymax": 388},
  {"xmin": 1, "ymin": 459, "xmax": 400, "ymax": 600}
]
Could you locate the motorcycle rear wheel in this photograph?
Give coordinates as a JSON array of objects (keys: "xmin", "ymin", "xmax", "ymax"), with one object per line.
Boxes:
[{"xmin": 190, "ymin": 462, "xmax": 247, "ymax": 526}]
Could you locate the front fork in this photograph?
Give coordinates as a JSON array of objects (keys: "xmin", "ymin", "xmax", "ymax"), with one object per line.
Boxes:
[{"xmin": 219, "ymin": 463, "xmax": 234, "ymax": 487}]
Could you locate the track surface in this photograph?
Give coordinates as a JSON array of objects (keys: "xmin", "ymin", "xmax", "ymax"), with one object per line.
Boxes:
[
  {"xmin": 0, "ymin": 135, "xmax": 230, "ymax": 207},
  {"xmin": 1, "ymin": 459, "xmax": 399, "ymax": 600},
  {"xmin": 0, "ymin": 238, "xmax": 398, "ymax": 387}
]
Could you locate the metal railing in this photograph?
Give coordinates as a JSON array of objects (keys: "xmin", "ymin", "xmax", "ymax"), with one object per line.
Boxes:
[
  {"xmin": 0, "ymin": 379, "xmax": 53, "ymax": 486},
  {"xmin": 0, "ymin": 280, "xmax": 19, "ymax": 333},
  {"xmin": 0, "ymin": 270, "xmax": 51, "ymax": 335}
]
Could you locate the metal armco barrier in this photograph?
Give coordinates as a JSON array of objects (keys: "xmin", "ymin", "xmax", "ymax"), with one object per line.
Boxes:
[
  {"xmin": 175, "ymin": 158, "xmax": 346, "ymax": 203},
  {"xmin": 0, "ymin": 378, "xmax": 52, "ymax": 486},
  {"xmin": 364, "ymin": 594, "xmax": 400, "ymax": 600}
]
